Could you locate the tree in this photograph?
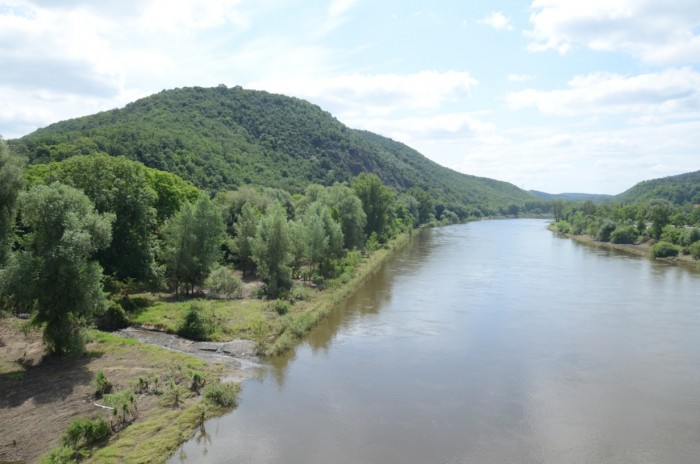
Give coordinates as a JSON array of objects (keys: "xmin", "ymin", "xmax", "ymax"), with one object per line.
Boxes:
[
  {"xmin": 408, "ymin": 188, "xmax": 435, "ymax": 225},
  {"xmin": 25, "ymin": 154, "xmax": 159, "ymax": 282},
  {"xmin": 233, "ymin": 202, "xmax": 259, "ymax": 276},
  {"xmin": 326, "ymin": 183, "xmax": 366, "ymax": 250},
  {"xmin": 252, "ymin": 202, "xmax": 292, "ymax": 298},
  {"xmin": 352, "ymin": 173, "xmax": 395, "ymax": 242},
  {"xmin": 162, "ymin": 196, "xmax": 225, "ymax": 294},
  {"xmin": 649, "ymin": 202, "xmax": 671, "ymax": 239},
  {"xmin": 0, "ymin": 183, "xmax": 113, "ymax": 355},
  {"xmin": 0, "ymin": 138, "xmax": 24, "ymax": 266}
]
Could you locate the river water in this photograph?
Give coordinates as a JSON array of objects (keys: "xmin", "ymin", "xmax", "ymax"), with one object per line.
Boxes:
[{"xmin": 170, "ymin": 219, "xmax": 700, "ymax": 464}]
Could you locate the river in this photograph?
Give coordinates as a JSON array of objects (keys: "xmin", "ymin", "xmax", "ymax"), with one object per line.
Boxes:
[{"xmin": 170, "ymin": 219, "xmax": 700, "ymax": 464}]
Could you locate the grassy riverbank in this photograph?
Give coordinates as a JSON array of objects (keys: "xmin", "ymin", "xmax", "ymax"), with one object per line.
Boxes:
[{"xmin": 0, "ymin": 231, "xmax": 415, "ymax": 464}]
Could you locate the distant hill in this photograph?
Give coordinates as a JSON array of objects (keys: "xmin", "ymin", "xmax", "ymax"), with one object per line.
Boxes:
[
  {"xmin": 615, "ymin": 170, "xmax": 700, "ymax": 205},
  {"xmin": 529, "ymin": 190, "xmax": 612, "ymax": 202},
  {"xmin": 9, "ymin": 86, "xmax": 534, "ymax": 215}
]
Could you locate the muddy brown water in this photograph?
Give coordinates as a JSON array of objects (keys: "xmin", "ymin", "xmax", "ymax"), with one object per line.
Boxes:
[{"xmin": 170, "ymin": 219, "xmax": 700, "ymax": 463}]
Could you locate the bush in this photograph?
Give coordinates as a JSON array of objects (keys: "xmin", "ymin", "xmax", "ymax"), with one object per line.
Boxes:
[
  {"xmin": 553, "ymin": 220, "xmax": 571, "ymax": 233},
  {"xmin": 689, "ymin": 241, "xmax": 700, "ymax": 259},
  {"xmin": 62, "ymin": 417, "xmax": 110, "ymax": 448},
  {"xmin": 205, "ymin": 266, "xmax": 243, "ymax": 299},
  {"xmin": 610, "ymin": 225, "xmax": 637, "ymax": 244},
  {"xmin": 651, "ymin": 241, "xmax": 680, "ymax": 258},
  {"xmin": 95, "ymin": 300, "xmax": 129, "ymax": 331},
  {"xmin": 273, "ymin": 299, "xmax": 290, "ymax": 315},
  {"xmin": 596, "ymin": 220, "xmax": 617, "ymax": 242},
  {"xmin": 680, "ymin": 227, "xmax": 700, "ymax": 247},
  {"xmin": 94, "ymin": 370, "xmax": 112, "ymax": 398},
  {"xmin": 176, "ymin": 303, "xmax": 213, "ymax": 341},
  {"xmin": 660, "ymin": 225, "xmax": 682, "ymax": 245},
  {"xmin": 204, "ymin": 382, "xmax": 239, "ymax": 408}
]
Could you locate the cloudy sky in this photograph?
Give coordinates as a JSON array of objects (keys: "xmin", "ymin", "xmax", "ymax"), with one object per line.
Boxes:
[{"xmin": 1, "ymin": 0, "xmax": 699, "ymax": 194}]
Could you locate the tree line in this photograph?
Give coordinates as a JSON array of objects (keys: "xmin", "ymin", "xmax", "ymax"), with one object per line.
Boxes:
[
  {"xmin": 0, "ymin": 140, "xmax": 454, "ymax": 355},
  {"xmin": 552, "ymin": 199, "xmax": 700, "ymax": 259}
]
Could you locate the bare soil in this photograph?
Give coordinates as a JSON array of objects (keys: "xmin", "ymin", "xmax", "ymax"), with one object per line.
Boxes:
[{"xmin": 0, "ymin": 319, "xmax": 254, "ymax": 464}]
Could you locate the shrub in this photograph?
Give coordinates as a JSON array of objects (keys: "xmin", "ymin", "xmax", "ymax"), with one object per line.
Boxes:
[
  {"xmin": 204, "ymin": 382, "xmax": 239, "ymax": 408},
  {"xmin": 273, "ymin": 299, "xmax": 290, "ymax": 316},
  {"xmin": 651, "ymin": 241, "xmax": 680, "ymax": 258},
  {"xmin": 290, "ymin": 285, "xmax": 310, "ymax": 301},
  {"xmin": 205, "ymin": 266, "xmax": 243, "ymax": 299},
  {"xmin": 660, "ymin": 225, "xmax": 682, "ymax": 245},
  {"xmin": 62, "ymin": 417, "xmax": 110, "ymax": 448},
  {"xmin": 189, "ymin": 370, "xmax": 206, "ymax": 393},
  {"xmin": 95, "ymin": 300, "xmax": 129, "ymax": 331},
  {"xmin": 680, "ymin": 227, "xmax": 700, "ymax": 247},
  {"xmin": 553, "ymin": 220, "xmax": 571, "ymax": 233},
  {"xmin": 103, "ymin": 390, "xmax": 137, "ymax": 425},
  {"xmin": 689, "ymin": 241, "xmax": 700, "ymax": 259},
  {"xmin": 176, "ymin": 303, "xmax": 213, "ymax": 341},
  {"xmin": 596, "ymin": 220, "xmax": 616, "ymax": 242},
  {"xmin": 94, "ymin": 370, "xmax": 112, "ymax": 398},
  {"xmin": 610, "ymin": 225, "xmax": 637, "ymax": 244}
]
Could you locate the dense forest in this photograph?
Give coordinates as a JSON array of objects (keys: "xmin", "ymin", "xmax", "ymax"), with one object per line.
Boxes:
[
  {"xmin": 615, "ymin": 170, "xmax": 700, "ymax": 205},
  {"xmin": 8, "ymin": 86, "xmax": 537, "ymax": 217}
]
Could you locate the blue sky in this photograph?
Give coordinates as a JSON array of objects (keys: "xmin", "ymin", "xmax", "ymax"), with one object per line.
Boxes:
[{"xmin": 1, "ymin": 0, "xmax": 699, "ymax": 194}]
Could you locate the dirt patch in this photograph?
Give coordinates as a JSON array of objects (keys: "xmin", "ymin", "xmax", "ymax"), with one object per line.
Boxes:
[{"xmin": 0, "ymin": 319, "xmax": 256, "ymax": 464}]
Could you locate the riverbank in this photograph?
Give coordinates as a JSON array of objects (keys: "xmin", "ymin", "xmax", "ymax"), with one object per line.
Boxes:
[
  {"xmin": 0, "ymin": 231, "xmax": 415, "ymax": 463},
  {"xmin": 548, "ymin": 224, "xmax": 700, "ymax": 267}
]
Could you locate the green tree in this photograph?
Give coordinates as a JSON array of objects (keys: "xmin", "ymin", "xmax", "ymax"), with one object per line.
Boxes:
[
  {"xmin": 408, "ymin": 188, "xmax": 435, "ymax": 224},
  {"xmin": 0, "ymin": 138, "xmax": 25, "ymax": 265},
  {"xmin": 233, "ymin": 202, "xmax": 259, "ymax": 276},
  {"xmin": 0, "ymin": 183, "xmax": 113, "ymax": 355},
  {"xmin": 649, "ymin": 202, "xmax": 671, "ymax": 239},
  {"xmin": 162, "ymin": 196, "xmax": 225, "ymax": 294},
  {"xmin": 25, "ymin": 154, "xmax": 159, "ymax": 282},
  {"xmin": 252, "ymin": 202, "xmax": 292, "ymax": 298},
  {"xmin": 352, "ymin": 173, "xmax": 395, "ymax": 242}
]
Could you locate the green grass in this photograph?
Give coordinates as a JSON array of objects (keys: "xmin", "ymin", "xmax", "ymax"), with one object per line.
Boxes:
[{"xmin": 128, "ymin": 298, "xmax": 269, "ymax": 341}]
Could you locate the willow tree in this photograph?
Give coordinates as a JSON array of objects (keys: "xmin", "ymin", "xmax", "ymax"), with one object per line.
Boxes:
[
  {"xmin": 1, "ymin": 183, "xmax": 113, "ymax": 355},
  {"xmin": 252, "ymin": 202, "xmax": 292, "ymax": 298}
]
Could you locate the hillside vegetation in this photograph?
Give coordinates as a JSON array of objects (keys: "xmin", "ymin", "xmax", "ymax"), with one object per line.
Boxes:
[
  {"xmin": 9, "ymin": 85, "xmax": 534, "ymax": 215},
  {"xmin": 616, "ymin": 170, "xmax": 700, "ymax": 205}
]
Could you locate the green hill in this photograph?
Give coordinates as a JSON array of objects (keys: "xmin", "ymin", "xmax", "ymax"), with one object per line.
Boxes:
[
  {"xmin": 529, "ymin": 190, "xmax": 611, "ymax": 202},
  {"xmin": 616, "ymin": 170, "xmax": 700, "ymax": 205},
  {"xmin": 9, "ymin": 86, "xmax": 533, "ymax": 214}
]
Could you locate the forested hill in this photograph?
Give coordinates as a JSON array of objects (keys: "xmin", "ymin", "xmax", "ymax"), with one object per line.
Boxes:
[
  {"xmin": 529, "ymin": 190, "xmax": 611, "ymax": 202},
  {"xmin": 9, "ymin": 86, "xmax": 533, "ymax": 214},
  {"xmin": 615, "ymin": 170, "xmax": 700, "ymax": 205}
]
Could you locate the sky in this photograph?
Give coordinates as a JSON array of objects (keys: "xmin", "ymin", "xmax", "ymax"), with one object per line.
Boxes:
[{"xmin": 1, "ymin": 0, "xmax": 699, "ymax": 195}]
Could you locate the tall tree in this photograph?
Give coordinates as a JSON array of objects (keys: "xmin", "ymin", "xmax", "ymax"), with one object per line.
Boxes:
[
  {"xmin": 162, "ymin": 196, "xmax": 224, "ymax": 294},
  {"xmin": 0, "ymin": 138, "xmax": 24, "ymax": 266},
  {"xmin": 408, "ymin": 188, "xmax": 435, "ymax": 225},
  {"xmin": 233, "ymin": 202, "xmax": 259, "ymax": 276},
  {"xmin": 252, "ymin": 202, "xmax": 292, "ymax": 298},
  {"xmin": 25, "ymin": 154, "xmax": 158, "ymax": 282},
  {"xmin": 0, "ymin": 183, "xmax": 113, "ymax": 355},
  {"xmin": 352, "ymin": 173, "xmax": 395, "ymax": 242},
  {"xmin": 326, "ymin": 183, "xmax": 366, "ymax": 250}
]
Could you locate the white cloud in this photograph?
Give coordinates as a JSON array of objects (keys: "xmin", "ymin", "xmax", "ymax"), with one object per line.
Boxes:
[
  {"xmin": 479, "ymin": 12, "xmax": 513, "ymax": 31},
  {"xmin": 247, "ymin": 71, "xmax": 478, "ymax": 118},
  {"xmin": 508, "ymin": 74, "xmax": 535, "ymax": 82},
  {"xmin": 526, "ymin": 0, "xmax": 700, "ymax": 64},
  {"xmin": 506, "ymin": 68, "xmax": 700, "ymax": 118}
]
